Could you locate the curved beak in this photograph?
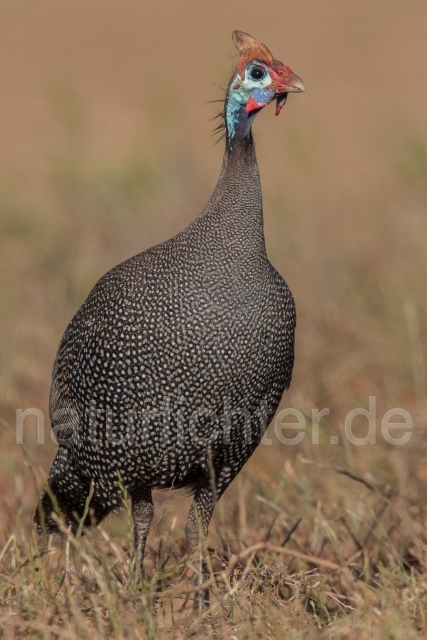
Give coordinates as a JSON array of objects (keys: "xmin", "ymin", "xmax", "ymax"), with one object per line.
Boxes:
[
  {"xmin": 283, "ymin": 72, "xmax": 307, "ymax": 94},
  {"xmin": 275, "ymin": 71, "xmax": 306, "ymax": 115}
]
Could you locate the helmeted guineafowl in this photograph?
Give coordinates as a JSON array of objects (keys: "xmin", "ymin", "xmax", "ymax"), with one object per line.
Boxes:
[{"xmin": 36, "ymin": 31, "xmax": 305, "ymax": 570}]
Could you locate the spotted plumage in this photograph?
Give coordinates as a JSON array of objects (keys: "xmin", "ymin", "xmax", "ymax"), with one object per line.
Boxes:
[{"xmin": 36, "ymin": 31, "xmax": 305, "ymax": 567}]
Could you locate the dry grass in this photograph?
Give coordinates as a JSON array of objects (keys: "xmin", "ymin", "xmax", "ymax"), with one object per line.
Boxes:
[
  {"xmin": 2, "ymin": 431, "xmax": 427, "ymax": 638},
  {"xmin": 1, "ymin": 1, "xmax": 427, "ymax": 637}
]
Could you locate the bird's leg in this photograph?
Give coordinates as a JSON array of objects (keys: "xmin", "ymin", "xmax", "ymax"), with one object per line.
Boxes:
[
  {"xmin": 185, "ymin": 482, "xmax": 215, "ymax": 608},
  {"xmin": 130, "ymin": 486, "xmax": 154, "ymax": 581}
]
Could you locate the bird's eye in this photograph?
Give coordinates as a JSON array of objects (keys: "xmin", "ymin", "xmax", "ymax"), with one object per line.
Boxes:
[{"xmin": 249, "ymin": 66, "xmax": 266, "ymax": 81}]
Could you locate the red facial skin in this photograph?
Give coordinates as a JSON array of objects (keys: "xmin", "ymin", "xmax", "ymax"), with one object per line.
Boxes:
[{"xmin": 245, "ymin": 95, "xmax": 267, "ymax": 114}]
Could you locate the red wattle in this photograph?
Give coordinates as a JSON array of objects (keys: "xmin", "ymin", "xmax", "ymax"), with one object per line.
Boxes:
[{"xmin": 245, "ymin": 95, "xmax": 264, "ymax": 114}]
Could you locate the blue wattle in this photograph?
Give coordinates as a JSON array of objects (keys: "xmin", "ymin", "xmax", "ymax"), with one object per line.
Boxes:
[{"xmin": 251, "ymin": 88, "xmax": 275, "ymax": 106}]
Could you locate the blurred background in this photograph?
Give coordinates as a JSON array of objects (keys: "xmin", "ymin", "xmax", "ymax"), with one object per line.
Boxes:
[{"xmin": 1, "ymin": 0, "xmax": 427, "ymax": 547}]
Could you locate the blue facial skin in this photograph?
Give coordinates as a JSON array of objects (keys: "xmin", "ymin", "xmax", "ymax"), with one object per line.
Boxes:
[
  {"xmin": 250, "ymin": 88, "xmax": 275, "ymax": 107},
  {"xmin": 226, "ymin": 94, "xmax": 243, "ymax": 145},
  {"xmin": 225, "ymin": 63, "xmax": 274, "ymax": 149}
]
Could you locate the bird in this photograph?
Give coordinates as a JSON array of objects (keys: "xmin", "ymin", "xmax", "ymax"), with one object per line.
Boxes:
[{"xmin": 35, "ymin": 30, "xmax": 305, "ymax": 575}]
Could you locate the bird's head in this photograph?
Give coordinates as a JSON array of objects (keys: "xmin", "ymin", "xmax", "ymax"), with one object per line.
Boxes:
[{"xmin": 224, "ymin": 31, "xmax": 306, "ymax": 146}]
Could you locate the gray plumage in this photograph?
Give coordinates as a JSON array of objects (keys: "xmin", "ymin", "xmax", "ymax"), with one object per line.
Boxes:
[{"xmin": 36, "ymin": 31, "xmax": 302, "ymax": 567}]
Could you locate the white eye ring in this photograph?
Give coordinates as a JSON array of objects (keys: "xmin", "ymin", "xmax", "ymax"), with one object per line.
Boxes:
[{"xmin": 249, "ymin": 65, "xmax": 266, "ymax": 81}]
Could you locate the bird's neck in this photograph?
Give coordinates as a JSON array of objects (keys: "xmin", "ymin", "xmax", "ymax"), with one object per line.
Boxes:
[{"xmin": 194, "ymin": 104, "xmax": 266, "ymax": 264}]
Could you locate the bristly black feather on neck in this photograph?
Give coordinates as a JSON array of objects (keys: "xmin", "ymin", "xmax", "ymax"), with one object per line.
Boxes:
[{"xmin": 211, "ymin": 108, "xmax": 226, "ymax": 144}]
